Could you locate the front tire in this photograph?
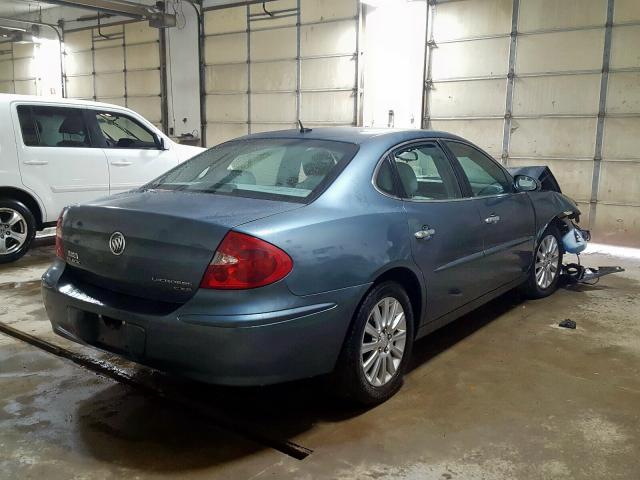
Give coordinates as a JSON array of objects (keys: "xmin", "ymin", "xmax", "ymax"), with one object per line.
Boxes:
[
  {"xmin": 521, "ymin": 224, "xmax": 563, "ymax": 299},
  {"xmin": 0, "ymin": 200, "xmax": 36, "ymax": 264},
  {"xmin": 335, "ymin": 281, "xmax": 414, "ymax": 406}
]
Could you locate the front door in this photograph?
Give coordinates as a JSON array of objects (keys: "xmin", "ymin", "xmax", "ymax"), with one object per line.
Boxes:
[
  {"xmin": 443, "ymin": 140, "xmax": 535, "ymax": 289},
  {"xmin": 14, "ymin": 104, "xmax": 110, "ymax": 219},
  {"xmin": 385, "ymin": 141, "xmax": 486, "ymax": 322},
  {"xmin": 89, "ymin": 109, "xmax": 178, "ymax": 194}
]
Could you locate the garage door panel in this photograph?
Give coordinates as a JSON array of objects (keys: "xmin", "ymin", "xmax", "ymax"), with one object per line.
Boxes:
[
  {"xmin": 250, "ymin": 0, "xmax": 297, "ymax": 28},
  {"xmin": 127, "ymin": 96, "xmax": 161, "ymax": 123},
  {"xmin": 598, "ymin": 161, "xmax": 640, "ymax": 205},
  {"xmin": 13, "ymin": 43, "xmax": 34, "ymax": 59},
  {"xmin": 206, "ymin": 94, "xmax": 248, "ymax": 122},
  {"xmin": 124, "ymin": 22, "xmax": 158, "ymax": 44},
  {"xmin": 14, "ymin": 79, "xmax": 36, "ymax": 95},
  {"xmin": 251, "ymin": 122, "xmax": 296, "ymax": 133},
  {"xmin": 615, "ymin": 0, "xmax": 640, "ymax": 23},
  {"xmin": 516, "ymin": 30, "xmax": 604, "ymax": 74},
  {"xmin": 64, "ymin": 30, "xmax": 92, "ymax": 52},
  {"xmin": 205, "ymin": 7, "xmax": 246, "ymax": 34},
  {"xmin": 300, "ymin": 20, "xmax": 356, "ymax": 57},
  {"xmin": 98, "ymin": 96, "xmax": 126, "ymax": 107},
  {"xmin": 251, "ymin": 27, "xmax": 297, "ymax": 61},
  {"xmin": 94, "ymin": 46, "xmax": 124, "ymax": 73},
  {"xmin": 205, "ymin": 33, "xmax": 247, "ymax": 64},
  {"xmin": 127, "ymin": 70, "xmax": 160, "ymax": 96},
  {"xmin": 432, "ymin": 0, "xmax": 512, "ymax": 41},
  {"xmin": 205, "ymin": 63, "xmax": 248, "ymax": 92},
  {"xmin": 301, "ymin": 0, "xmax": 357, "ymax": 23},
  {"xmin": 251, "ymin": 93, "xmax": 296, "ymax": 122},
  {"xmin": 66, "ymin": 75, "xmax": 93, "ymax": 98},
  {"xmin": 65, "ymin": 50, "xmax": 93, "ymax": 76},
  {"xmin": 431, "ymin": 38, "xmax": 510, "ymax": 79},
  {"xmin": 95, "ymin": 72, "xmax": 124, "ymax": 97},
  {"xmin": 13, "ymin": 58, "xmax": 35, "ymax": 79},
  {"xmin": 0, "ymin": 81, "xmax": 13, "ymax": 93},
  {"xmin": 301, "ymin": 91, "xmax": 354, "ymax": 123},
  {"xmin": 509, "ymin": 118, "xmax": 597, "ymax": 158},
  {"xmin": 610, "ymin": 26, "xmax": 640, "ymax": 69},
  {"xmin": 430, "ymin": 79, "xmax": 506, "ymax": 117},
  {"xmin": 251, "ymin": 60, "xmax": 296, "ymax": 91},
  {"xmin": 513, "ymin": 74, "xmax": 601, "ymax": 115},
  {"xmin": 206, "ymin": 123, "xmax": 248, "ymax": 146},
  {"xmin": 301, "ymin": 56, "xmax": 355, "ymax": 90},
  {"xmin": 430, "ymin": 119, "xmax": 504, "ymax": 157},
  {"xmin": 509, "ymin": 158, "xmax": 593, "ymax": 201},
  {"xmin": 593, "ymin": 204, "xmax": 640, "ymax": 246},
  {"xmin": 518, "ymin": 0, "xmax": 606, "ymax": 32},
  {"xmin": 603, "ymin": 118, "xmax": 640, "ymax": 160},
  {"xmin": 92, "ymin": 26, "xmax": 123, "ymax": 49},
  {"xmin": 126, "ymin": 44, "xmax": 159, "ymax": 70},
  {"xmin": 0, "ymin": 60, "xmax": 12, "ymax": 81},
  {"xmin": 607, "ymin": 73, "xmax": 640, "ymax": 114}
]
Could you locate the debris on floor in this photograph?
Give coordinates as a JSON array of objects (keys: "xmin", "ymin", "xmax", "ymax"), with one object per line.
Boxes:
[
  {"xmin": 563, "ymin": 262, "xmax": 625, "ymax": 285},
  {"xmin": 559, "ymin": 319, "xmax": 577, "ymax": 329}
]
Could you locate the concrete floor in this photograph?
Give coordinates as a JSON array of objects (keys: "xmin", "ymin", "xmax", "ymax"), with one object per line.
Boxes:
[{"xmin": 1, "ymin": 240, "xmax": 639, "ymax": 479}]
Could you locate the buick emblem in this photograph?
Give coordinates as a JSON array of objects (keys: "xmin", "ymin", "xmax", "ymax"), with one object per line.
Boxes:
[{"xmin": 109, "ymin": 232, "xmax": 126, "ymax": 256}]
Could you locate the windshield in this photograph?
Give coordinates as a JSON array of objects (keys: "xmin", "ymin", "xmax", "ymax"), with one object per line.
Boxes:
[{"xmin": 148, "ymin": 138, "xmax": 359, "ymax": 202}]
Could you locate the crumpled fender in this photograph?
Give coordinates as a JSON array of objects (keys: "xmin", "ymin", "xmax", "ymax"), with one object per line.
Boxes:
[{"xmin": 526, "ymin": 191, "xmax": 581, "ymax": 242}]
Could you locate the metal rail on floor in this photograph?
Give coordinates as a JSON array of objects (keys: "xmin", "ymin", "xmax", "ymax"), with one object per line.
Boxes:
[{"xmin": 0, "ymin": 320, "xmax": 313, "ymax": 460}]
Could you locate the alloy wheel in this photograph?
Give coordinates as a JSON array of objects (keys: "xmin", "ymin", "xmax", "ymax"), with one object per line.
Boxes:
[
  {"xmin": 0, "ymin": 208, "xmax": 28, "ymax": 255},
  {"xmin": 360, "ymin": 297, "xmax": 407, "ymax": 387},
  {"xmin": 535, "ymin": 234, "xmax": 560, "ymax": 289}
]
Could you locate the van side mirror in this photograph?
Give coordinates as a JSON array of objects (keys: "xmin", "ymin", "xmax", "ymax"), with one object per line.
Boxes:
[{"xmin": 514, "ymin": 174, "xmax": 540, "ymax": 192}]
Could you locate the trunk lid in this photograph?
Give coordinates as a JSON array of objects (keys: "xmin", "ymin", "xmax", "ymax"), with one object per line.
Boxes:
[{"xmin": 60, "ymin": 190, "xmax": 301, "ymax": 303}]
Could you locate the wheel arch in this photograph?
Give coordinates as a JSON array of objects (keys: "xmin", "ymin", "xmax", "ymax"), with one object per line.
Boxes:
[{"xmin": 0, "ymin": 187, "xmax": 44, "ymax": 229}]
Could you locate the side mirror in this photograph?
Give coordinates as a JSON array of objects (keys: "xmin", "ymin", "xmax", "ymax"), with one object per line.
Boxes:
[
  {"xmin": 514, "ymin": 174, "xmax": 540, "ymax": 192},
  {"xmin": 155, "ymin": 135, "xmax": 168, "ymax": 150}
]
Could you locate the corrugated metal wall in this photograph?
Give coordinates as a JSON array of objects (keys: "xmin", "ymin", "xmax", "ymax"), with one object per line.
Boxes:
[
  {"xmin": 424, "ymin": 0, "xmax": 640, "ymax": 246},
  {"xmin": 203, "ymin": 0, "xmax": 360, "ymax": 146},
  {"xmin": 64, "ymin": 21, "xmax": 164, "ymax": 129}
]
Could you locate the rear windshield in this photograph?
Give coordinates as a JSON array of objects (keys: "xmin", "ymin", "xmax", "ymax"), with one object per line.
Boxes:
[{"xmin": 147, "ymin": 138, "xmax": 359, "ymax": 202}]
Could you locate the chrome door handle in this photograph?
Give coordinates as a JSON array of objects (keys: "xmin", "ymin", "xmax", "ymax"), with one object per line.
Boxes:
[
  {"xmin": 485, "ymin": 215, "xmax": 500, "ymax": 224},
  {"xmin": 24, "ymin": 160, "xmax": 48, "ymax": 165},
  {"xmin": 110, "ymin": 160, "xmax": 133, "ymax": 166},
  {"xmin": 414, "ymin": 227, "xmax": 436, "ymax": 240}
]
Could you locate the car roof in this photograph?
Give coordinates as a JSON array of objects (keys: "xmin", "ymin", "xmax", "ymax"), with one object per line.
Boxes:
[
  {"xmin": 0, "ymin": 93, "xmax": 131, "ymax": 110},
  {"xmin": 237, "ymin": 127, "xmax": 467, "ymax": 145}
]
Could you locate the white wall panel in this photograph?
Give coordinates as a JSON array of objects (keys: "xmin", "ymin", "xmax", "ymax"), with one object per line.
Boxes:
[
  {"xmin": 301, "ymin": 56, "xmax": 355, "ymax": 90},
  {"xmin": 610, "ymin": 26, "xmax": 640, "ymax": 69},
  {"xmin": 126, "ymin": 44, "xmax": 159, "ymax": 69},
  {"xmin": 251, "ymin": 60, "xmax": 296, "ymax": 91},
  {"xmin": 250, "ymin": 0, "xmax": 297, "ymax": 28},
  {"xmin": 603, "ymin": 118, "xmax": 640, "ymax": 160},
  {"xmin": 593, "ymin": 204, "xmax": 640, "ymax": 247},
  {"xmin": 598, "ymin": 162, "xmax": 640, "ymax": 205},
  {"xmin": 204, "ymin": 7, "xmax": 246, "ymax": 34},
  {"xmin": 0, "ymin": 60, "xmax": 13, "ymax": 82},
  {"xmin": 95, "ymin": 72, "xmax": 125, "ymax": 97},
  {"xmin": 13, "ymin": 58, "xmax": 35, "ymax": 80},
  {"xmin": 127, "ymin": 70, "xmax": 160, "ymax": 96},
  {"xmin": 513, "ymin": 75, "xmax": 601, "ymax": 115},
  {"xmin": 433, "ymin": 0, "xmax": 512, "ymax": 41},
  {"xmin": 509, "ymin": 118, "xmax": 597, "ymax": 158},
  {"xmin": 65, "ymin": 50, "xmax": 92, "ymax": 76},
  {"xmin": 206, "ymin": 94, "xmax": 248, "ymax": 122},
  {"xmin": 65, "ymin": 75, "xmax": 93, "ymax": 98},
  {"xmin": 429, "ymin": 79, "xmax": 506, "ymax": 117},
  {"xmin": 516, "ymin": 30, "xmax": 604, "ymax": 73},
  {"xmin": 13, "ymin": 43, "xmax": 34, "ymax": 59},
  {"xmin": 430, "ymin": 119, "xmax": 504, "ymax": 156},
  {"xmin": 206, "ymin": 123, "xmax": 248, "ymax": 146},
  {"xmin": 99, "ymin": 96, "xmax": 126, "ymax": 107},
  {"xmin": 14, "ymin": 80, "xmax": 36, "ymax": 95},
  {"xmin": 251, "ymin": 93, "xmax": 296, "ymax": 122},
  {"xmin": 301, "ymin": 91, "xmax": 354, "ymax": 123},
  {"xmin": 518, "ymin": 0, "xmax": 606, "ymax": 31},
  {"xmin": 607, "ymin": 73, "xmax": 640, "ymax": 114},
  {"xmin": 615, "ymin": 0, "xmax": 640, "ymax": 22},
  {"xmin": 127, "ymin": 96, "xmax": 161, "ymax": 123},
  {"xmin": 251, "ymin": 123, "xmax": 295, "ymax": 133},
  {"xmin": 64, "ymin": 30, "xmax": 92, "ymax": 52},
  {"xmin": 250, "ymin": 27, "xmax": 296, "ymax": 61},
  {"xmin": 301, "ymin": 0, "xmax": 357, "ymax": 22},
  {"xmin": 0, "ymin": 81, "xmax": 13, "ymax": 94},
  {"xmin": 94, "ymin": 46, "xmax": 124, "ymax": 73},
  {"xmin": 431, "ymin": 38, "xmax": 510, "ymax": 79},
  {"xmin": 300, "ymin": 20, "xmax": 356, "ymax": 56},
  {"xmin": 509, "ymin": 158, "xmax": 593, "ymax": 201},
  {"xmin": 205, "ymin": 64, "xmax": 248, "ymax": 92},
  {"xmin": 124, "ymin": 22, "xmax": 158, "ymax": 44},
  {"xmin": 204, "ymin": 33, "xmax": 247, "ymax": 64}
]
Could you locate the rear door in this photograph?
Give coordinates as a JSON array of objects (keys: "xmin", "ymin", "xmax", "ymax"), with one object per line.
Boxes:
[
  {"xmin": 14, "ymin": 104, "xmax": 109, "ymax": 218},
  {"xmin": 443, "ymin": 140, "xmax": 535, "ymax": 288},
  {"xmin": 88, "ymin": 109, "xmax": 178, "ymax": 194},
  {"xmin": 381, "ymin": 141, "xmax": 486, "ymax": 322}
]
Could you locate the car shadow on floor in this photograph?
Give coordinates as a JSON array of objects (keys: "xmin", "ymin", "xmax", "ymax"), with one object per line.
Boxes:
[{"xmin": 73, "ymin": 287, "xmax": 527, "ymax": 471}]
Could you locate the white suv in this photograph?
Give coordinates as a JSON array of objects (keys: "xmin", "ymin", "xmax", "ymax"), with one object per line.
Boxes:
[{"xmin": 0, "ymin": 94, "xmax": 204, "ymax": 263}]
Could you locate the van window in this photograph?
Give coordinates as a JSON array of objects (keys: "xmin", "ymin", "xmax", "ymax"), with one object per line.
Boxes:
[
  {"xmin": 94, "ymin": 111, "xmax": 157, "ymax": 149},
  {"xmin": 17, "ymin": 105, "xmax": 90, "ymax": 148}
]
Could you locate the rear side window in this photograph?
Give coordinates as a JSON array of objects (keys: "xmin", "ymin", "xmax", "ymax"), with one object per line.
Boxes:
[
  {"xmin": 94, "ymin": 111, "xmax": 158, "ymax": 149},
  {"xmin": 445, "ymin": 141, "xmax": 512, "ymax": 197},
  {"xmin": 17, "ymin": 105, "xmax": 90, "ymax": 148},
  {"xmin": 148, "ymin": 138, "xmax": 359, "ymax": 203}
]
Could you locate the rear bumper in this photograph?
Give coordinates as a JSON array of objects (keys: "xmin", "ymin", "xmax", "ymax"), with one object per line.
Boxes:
[{"xmin": 42, "ymin": 261, "xmax": 369, "ymax": 386}]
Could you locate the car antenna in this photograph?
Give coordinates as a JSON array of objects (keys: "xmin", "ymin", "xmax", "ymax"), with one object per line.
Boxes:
[{"xmin": 298, "ymin": 120, "xmax": 312, "ymax": 133}]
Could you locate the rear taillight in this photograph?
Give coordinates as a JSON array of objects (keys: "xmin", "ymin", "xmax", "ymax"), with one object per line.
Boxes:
[
  {"xmin": 200, "ymin": 231, "xmax": 293, "ymax": 290},
  {"xmin": 55, "ymin": 213, "xmax": 64, "ymax": 259}
]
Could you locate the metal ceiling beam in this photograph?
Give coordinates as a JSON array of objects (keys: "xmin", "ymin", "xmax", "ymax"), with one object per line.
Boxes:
[{"xmin": 40, "ymin": 0, "xmax": 176, "ymax": 27}]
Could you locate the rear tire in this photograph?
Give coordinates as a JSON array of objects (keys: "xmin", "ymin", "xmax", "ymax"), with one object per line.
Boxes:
[
  {"xmin": 334, "ymin": 281, "xmax": 414, "ymax": 406},
  {"xmin": 0, "ymin": 199, "xmax": 36, "ymax": 264},
  {"xmin": 521, "ymin": 223, "xmax": 563, "ymax": 299}
]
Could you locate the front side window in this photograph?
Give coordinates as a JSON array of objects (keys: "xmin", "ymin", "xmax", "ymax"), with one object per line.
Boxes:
[
  {"xmin": 148, "ymin": 138, "xmax": 358, "ymax": 203},
  {"xmin": 17, "ymin": 105, "xmax": 90, "ymax": 148},
  {"xmin": 94, "ymin": 111, "xmax": 157, "ymax": 149},
  {"xmin": 445, "ymin": 141, "xmax": 512, "ymax": 197},
  {"xmin": 391, "ymin": 143, "xmax": 461, "ymax": 200}
]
